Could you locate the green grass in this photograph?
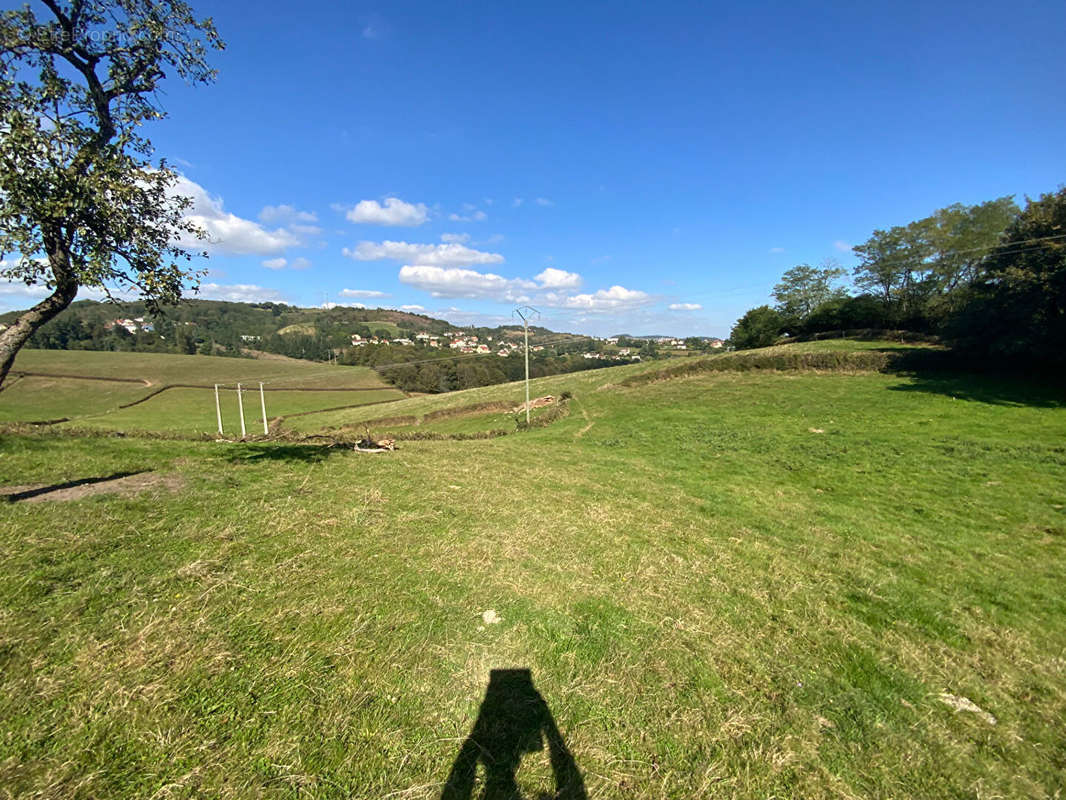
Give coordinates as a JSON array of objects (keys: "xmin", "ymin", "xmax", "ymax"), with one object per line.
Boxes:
[
  {"xmin": 10, "ymin": 349, "xmax": 388, "ymax": 388},
  {"xmin": 2, "ymin": 350, "xmax": 404, "ymax": 434},
  {"xmin": 0, "ymin": 375, "xmax": 150, "ymax": 423},
  {"xmin": 1, "ymin": 341, "xmax": 1065, "ymax": 798},
  {"xmin": 364, "ymin": 320, "xmax": 402, "ymax": 337},
  {"xmin": 52, "ymin": 387, "xmax": 403, "ymax": 434}
]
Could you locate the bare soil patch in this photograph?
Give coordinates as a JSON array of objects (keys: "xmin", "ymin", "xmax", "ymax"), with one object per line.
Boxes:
[{"xmin": 1, "ymin": 471, "xmax": 185, "ymax": 503}]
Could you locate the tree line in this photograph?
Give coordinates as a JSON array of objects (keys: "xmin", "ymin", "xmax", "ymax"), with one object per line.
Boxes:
[
  {"xmin": 3, "ymin": 297, "xmax": 651, "ymax": 393},
  {"xmin": 729, "ymin": 187, "xmax": 1065, "ymax": 364}
]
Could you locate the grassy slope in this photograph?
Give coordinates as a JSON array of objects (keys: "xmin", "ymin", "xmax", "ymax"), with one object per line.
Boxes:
[
  {"xmin": 1, "ymin": 344, "xmax": 1065, "ymax": 798},
  {"xmin": 58, "ymin": 388, "xmax": 403, "ymax": 434},
  {"xmin": 280, "ymin": 339, "xmax": 929, "ymax": 435},
  {"xmin": 2, "ymin": 350, "xmax": 404, "ymax": 433},
  {"xmin": 9, "ymin": 349, "xmax": 388, "ymax": 388},
  {"xmin": 0, "ymin": 376, "xmax": 151, "ymax": 423}
]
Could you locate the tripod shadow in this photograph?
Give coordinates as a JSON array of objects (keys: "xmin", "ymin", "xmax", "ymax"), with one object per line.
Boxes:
[{"xmin": 441, "ymin": 669, "xmax": 587, "ymax": 800}]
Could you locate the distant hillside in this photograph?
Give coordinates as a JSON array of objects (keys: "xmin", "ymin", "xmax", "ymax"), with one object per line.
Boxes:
[
  {"xmin": 0, "ymin": 298, "xmax": 593, "ymax": 359},
  {"xmin": 1, "ymin": 298, "xmax": 693, "ymax": 394}
]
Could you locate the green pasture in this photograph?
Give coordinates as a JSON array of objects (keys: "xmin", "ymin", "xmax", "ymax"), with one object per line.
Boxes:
[
  {"xmin": 0, "ymin": 375, "xmax": 150, "ymax": 423},
  {"xmin": 2, "ymin": 350, "xmax": 403, "ymax": 435},
  {"xmin": 1, "ymin": 341, "xmax": 1065, "ymax": 798},
  {"xmin": 51, "ymin": 387, "xmax": 402, "ymax": 434},
  {"xmin": 9, "ymin": 349, "xmax": 387, "ymax": 388}
]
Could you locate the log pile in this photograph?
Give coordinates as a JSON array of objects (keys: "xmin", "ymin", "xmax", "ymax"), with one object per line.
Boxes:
[
  {"xmin": 513, "ymin": 395, "xmax": 555, "ymax": 414},
  {"xmin": 355, "ymin": 425, "xmax": 396, "ymax": 452}
]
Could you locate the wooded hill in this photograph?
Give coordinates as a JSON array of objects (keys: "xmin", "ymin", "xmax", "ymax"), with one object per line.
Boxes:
[
  {"xmin": 0, "ymin": 299, "xmax": 573, "ymax": 359},
  {"xmin": 0, "ymin": 299, "xmax": 643, "ymax": 393}
]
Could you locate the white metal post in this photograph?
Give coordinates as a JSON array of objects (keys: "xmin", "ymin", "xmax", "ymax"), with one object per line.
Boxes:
[
  {"xmin": 214, "ymin": 384, "xmax": 223, "ymax": 435},
  {"xmin": 259, "ymin": 382, "xmax": 268, "ymax": 435},
  {"xmin": 236, "ymin": 382, "xmax": 246, "ymax": 438}
]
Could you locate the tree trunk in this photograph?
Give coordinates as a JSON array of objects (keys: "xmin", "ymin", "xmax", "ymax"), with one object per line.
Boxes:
[{"xmin": 0, "ymin": 252, "xmax": 79, "ymax": 390}]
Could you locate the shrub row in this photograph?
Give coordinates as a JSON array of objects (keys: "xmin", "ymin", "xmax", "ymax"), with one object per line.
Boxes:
[
  {"xmin": 619, "ymin": 351, "xmax": 894, "ymax": 386},
  {"xmin": 513, "ymin": 399, "xmax": 571, "ymax": 430},
  {"xmin": 422, "ymin": 400, "xmax": 514, "ymax": 422}
]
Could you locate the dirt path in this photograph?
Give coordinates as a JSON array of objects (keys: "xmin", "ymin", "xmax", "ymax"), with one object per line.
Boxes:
[
  {"xmin": 575, "ymin": 406, "xmax": 595, "ymax": 438},
  {"xmin": 1, "ymin": 471, "xmax": 184, "ymax": 503}
]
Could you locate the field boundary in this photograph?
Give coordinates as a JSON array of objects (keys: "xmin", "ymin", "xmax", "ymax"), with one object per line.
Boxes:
[
  {"xmin": 9, "ymin": 370, "xmax": 396, "ymax": 392},
  {"xmin": 615, "ymin": 348, "xmax": 1000, "ymax": 387},
  {"xmin": 8, "ymin": 370, "xmax": 151, "ymax": 386}
]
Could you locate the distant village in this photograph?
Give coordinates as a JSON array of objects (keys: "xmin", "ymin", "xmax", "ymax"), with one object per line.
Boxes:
[
  {"xmin": 346, "ymin": 330, "xmax": 725, "ymax": 361},
  {"xmin": 84, "ymin": 318, "xmax": 726, "ymax": 361},
  {"xmin": 1, "ymin": 302, "xmax": 726, "ymax": 369}
]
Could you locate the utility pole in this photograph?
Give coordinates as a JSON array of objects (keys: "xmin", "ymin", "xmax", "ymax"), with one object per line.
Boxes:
[{"xmin": 513, "ymin": 306, "xmax": 540, "ymax": 425}]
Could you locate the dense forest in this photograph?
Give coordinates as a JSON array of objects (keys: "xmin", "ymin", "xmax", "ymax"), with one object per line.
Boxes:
[
  {"xmin": 729, "ymin": 187, "xmax": 1066, "ymax": 365},
  {"xmin": 0, "ymin": 301, "xmax": 452, "ymax": 358}
]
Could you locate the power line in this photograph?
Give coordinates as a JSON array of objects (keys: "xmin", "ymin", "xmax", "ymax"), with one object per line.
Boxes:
[
  {"xmin": 643, "ymin": 232, "xmax": 1066, "ymax": 310},
  {"xmin": 217, "ymin": 232, "xmax": 1066, "ymax": 387}
]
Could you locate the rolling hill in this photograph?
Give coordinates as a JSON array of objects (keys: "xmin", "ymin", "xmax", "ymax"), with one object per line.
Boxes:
[{"xmin": 1, "ymin": 338, "xmax": 1064, "ymax": 797}]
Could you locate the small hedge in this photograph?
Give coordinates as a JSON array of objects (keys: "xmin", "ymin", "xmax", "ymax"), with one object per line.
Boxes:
[
  {"xmin": 422, "ymin": 401, "xmax": 513, "ymax": 422},
  {"xmin": 619, "ymin": 347, "xmax": 1015, "ymax": 388},
  {"xmin": 619, "ymin": 351, "xmax": 893, "ymax": 387},
  {"xmin": 513, "ymin": 399, "xmax": 571, "ymax": 430}
]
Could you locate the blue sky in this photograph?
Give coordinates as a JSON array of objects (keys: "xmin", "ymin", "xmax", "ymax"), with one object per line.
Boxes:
[{"xmin": 6, "ymin": 0, "xmax": 1065, "ymax": 337}]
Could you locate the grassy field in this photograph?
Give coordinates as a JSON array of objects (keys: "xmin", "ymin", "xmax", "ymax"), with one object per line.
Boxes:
[
  {"xmin": 9, "ymin": 349, "xmax": 388, "ymax": 388},
  {"xmin": 2, "ymin": 350, "xmax": 405, "ymax": 433},
  {"xmin": 59, "ymin": 387, "xmax": 403, "ymax": 435},
  {"xmin": 0, "ymin": 375, "xmax": 153, "ymax": 423},
  {"xmin": 1, "ymin": 342, "xmax": 1065, "ymax": 798}
]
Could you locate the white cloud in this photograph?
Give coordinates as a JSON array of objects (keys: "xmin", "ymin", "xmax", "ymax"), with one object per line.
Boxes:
[
  {"xmin": 398, "ymin": 265, "xmax": 537, "ymax": 301},
  {"xmin": 400, "ymin": 304, "xmax": 426, "ymax": 312},
  {"xmin": 535, "ymin": 197, "xmax": 554, "ymax": 207},
  {"xmin": 398, "ymin": 265, "xmax": 649, "ymax": 312},
  {"xmin": 441, "ymin": 232, "xmax": 470, "ymax": 243},
  {"xmin": 834, "ymin": 240, "xmax": 852, "ymax": 253},
  {"xmin": 769, "ymin": 247, "xmax": 785, "ymax": 254},
  {"xmin": 259, "ymin": 205, "xmax": 318, "ymax": 226},
  {"xmin": 346, "ymin": 197, "xmax": 428, "ymax": 226},
  {"xmin": 262, "ymin": 255, "xmax": 311, "ymax": 270},
  {"xmin": 0, "ymin": 274, "xmax": 137, "ymax": 308},
  {"xmin": 555, "ymin": 285, "xmax": 651, "ymax": 311},
  {"xmin": 669, "ymin": 302, "xmax": 703, "ymax": 311},
  {"xmin": 195, "ymin": 282, "xmax": 285, "ymax": 303},
  {"xmin": 344, "ymin": 240, "xmax": 504, "ymax": 268},
  {"xmin": 322, "ymin": 301, "xmax": 366, "ymax": 309},
  {"xmin": 512, "ymin": 197, "xmax": 524, "ymax": 207},
  {"xmin": 0, "ymin": 281, "xmax": 49, "ymax": 304},
  {"xmin": 171, "ymin": 176, "xmax": 301, "ymax": 256},
  {"xmin": 340, "ymin": 288, "xmax": 388, "ymax": 298},
  {"xmin": 535, "ymin": 267, "xmax": 582, "ymax": 289},
  {"xmin": 434, "ymin": 307, "xmax": 514, "ymax": 327},
  {"xmin": 448, "ymin": 209, "xmax": 487, "ymax": 222}
]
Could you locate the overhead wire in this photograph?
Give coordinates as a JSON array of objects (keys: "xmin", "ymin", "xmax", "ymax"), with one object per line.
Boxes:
[
  {"xmin": 247, "ymin": 230, "xmax": 1066, "ymax": 384},
  {"xmin": 105, "ymin": 231, "xmax": 1066, "ymax": 391}
]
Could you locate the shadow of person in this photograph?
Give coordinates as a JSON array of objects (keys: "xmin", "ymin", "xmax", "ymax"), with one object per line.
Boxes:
[{"xmin": 441, "ymin": 668, "xmax": 587, "ymax": 800}]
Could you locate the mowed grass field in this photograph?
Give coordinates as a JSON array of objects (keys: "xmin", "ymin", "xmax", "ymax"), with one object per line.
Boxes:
[
  {"xmin": 1, "ymin": 342, "xmax": 1065, "ymax": 798},
  {"xmin": 1, "ymin": 350, "xmax": 404, "ymax": 433}
]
